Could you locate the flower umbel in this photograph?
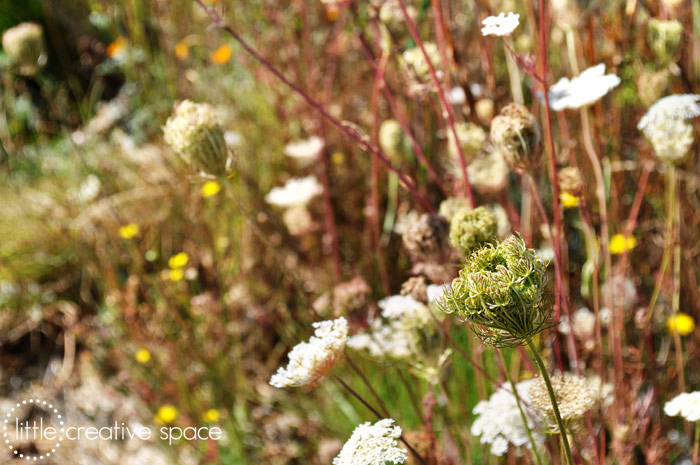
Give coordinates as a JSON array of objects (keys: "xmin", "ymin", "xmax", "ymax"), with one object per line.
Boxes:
[
  {"xmin": 481, "ymin": 12, "xmax": 520, "ymax": 37},
  {"xmin": 529, "ymin": 373, "xmax": 599, "ymax": 432},
  {"xmin": 332, "ymin": 418, "xmax": 407, "ymax": 465},
  {"xmin": 490, "ymin": 103, "xmax": 541, "ymax": 173},
  {"xmin": 163, "ymin": 100, "xmax": 229, "ymax": 175},
  {"xmin": 269, "ymin": 317, "xmax": 348, "ymax": 388},
  {"xmin": 664, "ymin": 391, "xmax": 700, "ymax": 422},
  {"xmin": 438, "ymin": 234, "xmax": 551, "ymax": 347},
  {"xmin": 1, "ymin": 22, "xmax": 46, "ymax": 76},
  {"xmin": 449, "ymin": 207, "xmax": 498, "ymax": 256},
  {"xmin": 548, "ymin": 64, "xmax": 620, "ymax": 111}
]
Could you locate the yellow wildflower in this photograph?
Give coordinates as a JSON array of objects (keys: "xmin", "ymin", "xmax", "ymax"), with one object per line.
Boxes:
[
  {"xmin": 609, "ymin": 234, "xmax": 637, "ymax": 255},
  {"xmin": 168, "ymin": 252, "xmax": 189, "ymax": 269},
  {"xmin": 331, "ymin": 151, "xmax": 345, "ymax": 165},
  {"xmin": 560, "ymin": 192, "xmax": 580, "ymax": 209},
  {"xmin": 202, "ymin": 408, "xmax": 220, "ymax": 422},
  {"xmin": 175, "ymin": 40, "xmax": 189, "ymax": 60},
  {"xmin": 201, "ymin": 181, "xmax": 222, "ymax": 198},
  {"xmin": 106, "ymin": 36, "xmax": 127, "ymax": 58},
  {"xmin": 169, "ymin": 268, "xmax": 185, "ymax": 282},
  {"xmin": 119, "ymin": 223, "xmax": 140, "ymax": 239},
  {"xmin": 155, "ymin": 405, "xmax": 178, "ymax": 424},
  {"xmin": 135, "ymin": 348, "xmax": 151, "ymax": 364},
  {"xmin": 326, "ymin": 6, "xmax": 340, "ymax": 21},
  {"xmin": 668, "ymin": 313, "xmax": 695, "ymax": 336},
  {"xmin": 210, "ymin": 44, "xmax": 232, "ymax": 64}
]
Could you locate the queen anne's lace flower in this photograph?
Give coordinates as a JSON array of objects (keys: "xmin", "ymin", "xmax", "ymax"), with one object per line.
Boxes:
[
  {"xmin": 265, "ymin": 176, "xmax": 323, "ymax": 208},
  {"xmin": 481, "ymin": 12, "xmax": 520, "ymax": 37},
  {"xmin": 472, "ymin": 379, "xmax": 544, "ymax": 456},
  {"xmin": 548, "ymin": 64, "xmax": 620, "ymax": 111},
  {"xmin": 638, "ymin": 94, "xmax": 700, "ymax": 164},
  {"xmin": 378, "ymin": 294, "xmax": 431, "ymax": 328},
  {"xmin": 333, "ymin": 419, "xmax": 407, "ymax": 465},
  {"xmin": 347, "ymin": 319, "xmax": 417, "ymax": 360},
  {"xmin": 269, "ymin": 317, "xmax": 348, "ymax": 388},
  {"xmin": 529, "ymin": 373, "xmax": 599, "ymax": 431},
  {"xmin": 664, "ymin": 391, "xmax": 700, "ymax": 422},
  {"xmin": 283, "ymin": 136, "xmax": 324, "ymax": 163}
]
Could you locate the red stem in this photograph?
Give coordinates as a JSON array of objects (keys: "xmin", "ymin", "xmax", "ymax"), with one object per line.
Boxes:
[{"xmin": 194, "ymin": 0, "xmax": 435, "ymax": 213}]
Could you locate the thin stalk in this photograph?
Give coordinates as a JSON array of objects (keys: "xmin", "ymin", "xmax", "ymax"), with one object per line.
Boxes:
[
  {"xmin": 395, "ymin": 0, "xmax": 475, "ymax": 204},
  {"xmin": 527, "ymin": 340, "xmax": 574, "ymax": 465},
  {"xmin": 693, "ymin": 422, "xmax": 700, "ymax": 465},
  {"xmin": 669, "ymin": 165, "xmax": 687, "ymax": 395},
  {"xmin": 345, "ymin": 355, "xmax": 391, "ymax": 418},
  {"xmin": 332, "ymin": 374, "xmax": 430, "ymax": 465},
  {"xmin": 498, "ymin": 351, "xmax": 545, "ymax": 465},
  {"xmin": 195, "ymin": 0, "xmax": 435, "ymax": 212}
]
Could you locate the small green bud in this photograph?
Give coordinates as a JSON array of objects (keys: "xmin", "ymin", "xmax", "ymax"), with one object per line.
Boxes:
[
  {"xmin": 379, "ymin": 119, "xmax": 405, "ymax": 162},
  {"xmin": 449, "ymin": 207, "xmax": 497, "ymax": 256},
  {"xmin": 447, "ymin": 122, "xmax": 487, "ymax": 162},
  {"xmin": 647, "ymin": 19, "xmax": 683, "ymax": 65}
]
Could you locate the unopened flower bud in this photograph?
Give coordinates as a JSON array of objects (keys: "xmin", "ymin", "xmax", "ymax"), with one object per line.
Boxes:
[
  {"xmin": 447, "ymin": 122, "xmax": 487, "ymax": 162},
  {"xmin": 647, "ymin": 19, "xmax": 683, "ymax": 64},
  {"xmin": 163, "ymin": 100, "xmax": 230, "ymax": 175},
  {"xmin": 449, "ymin": 207, "xmax": 498, "ymax": 256},
  {"xmin": 2, "ymin": 22, "xmax": 46, "ymax": 76},
  {"xmin": 379, "ymin": 119, "xmax": 405, "ymax": 161},
  {"xmin": 490, "ymin": 103, "xmax": 541, "ymax": 173}
]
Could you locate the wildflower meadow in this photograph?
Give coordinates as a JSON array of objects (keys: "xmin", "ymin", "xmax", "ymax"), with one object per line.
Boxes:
[{"xmin": 2, "ymin": 0, "xmax": 700, "ymax": 463}]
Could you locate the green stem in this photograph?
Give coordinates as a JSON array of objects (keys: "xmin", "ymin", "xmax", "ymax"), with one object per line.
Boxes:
[
  {"xmin": 527, "ymin": 340, "xmax": 574, "ymax": 465},
  {"xmin": 501, "ymin": 352, "xmax": 544, "ymax": 465},
  {"xmin": 693, "ymin": 422, "xmax": 700, "ymax": 465}
]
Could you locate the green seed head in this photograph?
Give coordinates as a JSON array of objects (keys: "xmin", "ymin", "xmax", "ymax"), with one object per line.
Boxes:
[
  {"xmin": 449, "ymin": 207, "xmax": 498, "ymax": 257},
  {"xmin": 438, "ymin": 234, "xmax": 551, "ymax": 347}
]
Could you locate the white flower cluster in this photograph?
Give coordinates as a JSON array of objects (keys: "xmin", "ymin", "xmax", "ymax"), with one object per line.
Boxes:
[
  {"xmin": 664, "ymin": 391, "xmax": 700, "ymax": 422},
  {"xmin": 333, "ymin": 418, "xmax": 407, "ymax": 465},
  {"xmin": 269, "ymin": 317, "xmax": 348, "ymax": 388},
  {"xmin": 348, "ymin": 295, "xmax": 431, "ymax": 361},
  {"xmin": 548, "ymin": 64, "xmax": 620, "ymax": 111},
  {"xmin": 402, "ymin": 43, "xmax": 441, "ymax": 81},
  {"xmin": 481, "ymin": 12, "xmax": 520, "ymax": 37},
  {"xmin": 558, "ymin": 307, "xmax": 611, "ymax": 344},
  {"xmin": 163, "ymin": 100, "xmax": 222, "ymax": 159},
  {"xmin": 265, "ymin": 176, "xmax": 323, "ymax": 208},
  {"xmin": 638, "ymin": 94, "xmax": 700, "ymax": 164},
  {"xmin": 283, "ymin": 136, "xmax": 324, "ymax": 164},
  {"xmin": 471, "ymin": 379, "xmax": 544, "ymax": 456}
]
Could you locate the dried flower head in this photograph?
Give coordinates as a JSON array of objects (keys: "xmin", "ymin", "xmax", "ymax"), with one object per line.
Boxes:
[
  {"xmin": 439, "ymin": 235, "xmax": 551, "ymax": 347},
  {"xmin": 402, "ymin": 214, "xmax": 449, "ymax": 261},
  {"xmin": 402, "ymin": 42, "xmax": 441, "ymax": 83},
  {"xmin": 481, "ymin": 12, "xmax": 520, "ymax": 37},
  {"xmin": 558, "ymin": 166, "xmax": 585, "ymax": 196},
  {"xmin": 438, "ymin": 197, "xmax": 471, "ymax": 222},
  {"xmin": 163, "ymin": 100, "xmax": 229, "ymax": 175},
  {"xmin": 401, "ymin": 276, "xmax": 429, "ymax": 303},
  {"xmin": 647, "ymin": 19, "xmax": 683, "ymax": 64},
  {"xmin": 664, "ymin": 391, "xmax": 700, "ymax": 422},
  {"xmin": 637, "ymin": 69, "xmax": 669, "ymax": 108},
  {"xmin": 449, "ymin": 207, "xmax": 498, "ymax": 256},
  {"xmin": 638, "ymin": 94, "xmax": 700, "ymax": 164},
  {"xmin": 1, "ymin": 22, "xmax": 46, "ymax": 76},
  {"xmin": 547, "ymin": 64, "xmax": 620, "ymax": 111},
  {"xmin": 490, "ymin": 103, "xmax": 542, "ymax": 173},
  {"xmin": 282, "ymin": 205, "xmax": 313, "ymax": 235},
  {"xmin": 378, "ymin": 0, "xmax": 417, "ymax": 35},
  {"xmin": 379, "ymin": 119, "xmax": 406, "ymax": 162},
  {"xmin": 332, "ymin": 418, "xmax": 407, "ymax": 465},
  {"xmin": 529, "ymin": 373, "xmax": 599, "ymax": 431},
  {"xmin": 467, "ymin": 147, "xmax": 510, "ymax": 194},
  {"xmin": 269, "ymin": 317, "xmax": 348, "ymax": 388},
  {"xmin": 472, "ymin": 379, "xmax": 545, "ymax": 456},
  {"xmin": 447, "ymin": 122, "xmax": 487, "ymax": 162},
  {"xmin": 333, "ymin": 277, "xmax": 372, "ymax": 314},
  {"xmin": 265, "ymin": 176, "xmax": 323, "ymax": 208}
]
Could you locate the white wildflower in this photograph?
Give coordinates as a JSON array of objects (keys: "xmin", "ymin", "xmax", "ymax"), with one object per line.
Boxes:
[
  {"xmin": 333, "ymin": 418, "xmax": 407, "ymax": 465},
  {"xmin": 558, "ymin": 307, "xmax": 597, "ymax": 338},
  {"xmin": 68, "ymin": 174, "xmax": 101, "ymax": 204},
  {"xmin": 265, "ymin": 176, "xmax": 323, "ymax": 208},
  {"xmin": 548, "ymin": 64, "xmax": 620, "ymax": 111},
  {"xmin": 269, "ymin": 317, "xmax": 348, "ymax": 388},
  {"xmin": 283, "ymin": 136, "xmax": 325, "ymax": 163},
  {"xmin": 402, "ymin": 43, "xmax": 441, "ymax": 81},
  {"xmin": 447, "ymin": 86, "xmax": 466, "ymax": 105},
  {"xmin": 426, "ymin": 284, "xmax": 447, "ymax": 305},
  {"xmin": 466, "ymin": 147, "xmax": 510, "ymax": 194},
  {"xmin": 471, "ymin": 379, "xmax": 544, "ymax": 456},
  {"xmin": 378, "ymin": 294, "xmax": 431, "ymax": 328},
  {"xmin": 347, "ymin": 319, "xmax": 417, "ymax": 360},
  {"xmin": 481, "ymin": 12, "xmax": 520, "ymax": 37},
  {"xmin": 664, "ymin": 391, "xmax": 700, "ymax": 422},
  {"xmin": 638, "ymin": 94, "xmax": 700, "ymax": 164}
]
